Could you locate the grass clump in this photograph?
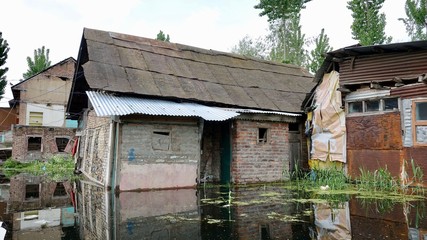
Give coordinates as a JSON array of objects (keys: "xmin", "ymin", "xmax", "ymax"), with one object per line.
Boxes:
[{"xmin": 1, "ymin": 155, "xmax": 78, "ymax": 181}]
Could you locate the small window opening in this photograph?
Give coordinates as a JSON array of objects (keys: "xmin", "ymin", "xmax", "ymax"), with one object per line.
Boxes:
[
  {"xmin": 258, "ymin": 128, "xmax": 268, "ymax": 143},
  {"xmin": 53, "ymin": 182, "xmax": 67, "ymax": 197},
  {"xmin": 289, "ymin": 123, "xmax": 299, "ymax": 132},
  {"xmin": 259, "ymin": 224, "xmax": 271, "ymax": 240},
  {"xmin": 365, "ymin": 99, "xmax": 380, "ymax": 112},
  {"xmin": 348, "ymin": 102, "xmax": 363, "ymax": 113},
  {"xmin": 415, "ymin": 102, "xmax": 427, "ymax": 120},
  {"xmin": 55, "ymin": 138, "xmax": 69, "ymax": 152},
  {"xmin": 384, "ymin": 98, "xmax": 398, "ymax": 111},
  {"xmin": 28, "ymin": 137, "xmax": 42, "ymax": 151},
  {"xmin": 25, "ymin": 184, "xmax": 40, "ymax": 200},
  {"xmin": 152, "ymin": 131, "xmax": 171, "ymax": 150},
  {"xmin": 23, "ymin": 210, "xmax": 39, "ymax": 221}
]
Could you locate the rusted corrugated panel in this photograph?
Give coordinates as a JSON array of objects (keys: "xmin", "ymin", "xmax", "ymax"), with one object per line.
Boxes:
[
  {"xmin": 339, "ymin": 50, "xmax": 427, "ymax": 85},
  {"xmin": 390, "ymin": 83, "xmax": 427, "ymax": 98},
  {"xmin": 347, "ymin": 149, "xmax": 401, "ymax": 178},
  {"xmin": 347, "ymin": 112, "xmax": 402, "ymax": 150},
  {"xmin": 75, "ymin": 28, "xmax": 315, "ymax": 114}
]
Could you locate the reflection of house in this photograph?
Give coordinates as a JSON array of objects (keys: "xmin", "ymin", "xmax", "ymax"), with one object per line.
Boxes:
[
  {"xmin": 67, "ymin": 28, "xmax": 315, "ymax": 190},
  {"xmin": 304, "ymin": 41, "xmax": 427, "ymax": 183},
  {"xmin": 7, "ymin": 174, "xmax": 73, "ymax": 212},
  {"xmin": 9, "ymin": 57, "xmax": 77, "ymax": 162}
]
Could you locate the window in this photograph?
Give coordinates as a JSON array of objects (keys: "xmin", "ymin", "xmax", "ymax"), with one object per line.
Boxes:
[
  {"xmin": 25, "ymin": 184, "xmax": 40, "ymax": 200},
  {"xmin": 289, "ymin": 123, "xmax": 300, "ymax": 132},
  {"xmin": 347, "ymin": 97, "xmax": 399, "ymax": 115},
  {"xmin": 29, "ymin": 112, "xmax": 43, "ymax": 126},
  {"xmin": 413, "ymin": 100, "xmax": 427, "ymax": 145},
  {"xmin": 28, "ymin": 137, "xmax": 42, "ymax": 151},
  {"xmin": 55, "ymin": 137, "xmax": 70, "ymax": 152},
  {"xmin": 53, "ymin": 182, "xmax": 67, "ymax": 197},
  {"xmin": 258, "ymin": 128, "xmax": 268, "ymax": 143},
  {"xmin": 152, "ymin": 130, "xmax": 171, "ymax": 150}
]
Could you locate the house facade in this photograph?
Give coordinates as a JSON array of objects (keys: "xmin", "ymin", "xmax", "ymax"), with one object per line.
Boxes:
[
  {"xmin": 10, "ymin": 57, "xmax": 77, "ymax": 162},
  {"xmin": 67, "ymin": 28, "xmax": 315, "ymax": 191},
  {"xmin": 305, "ymin": 41, "xmax": 427, "ymax": 183}
]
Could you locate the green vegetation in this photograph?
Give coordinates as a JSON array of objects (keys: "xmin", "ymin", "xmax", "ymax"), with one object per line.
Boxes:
[{"xmin": 1, "ymin": 155, "xmax": 78, "ymax": 181}]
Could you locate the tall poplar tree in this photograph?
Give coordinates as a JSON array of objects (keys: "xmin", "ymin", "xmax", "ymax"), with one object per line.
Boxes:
[
  {"xmin": 23, "ymin": 46, "xmax": 51, "ymax": 79},
  {"xmin": 230, "ymin": 35, "xmax": 267, "ymax": 59},
  {"xmin": 0, "ymin": 32, "xmax": 9, "ymax": 100},
  {"xmin": 307, "ymin": 28, "xmax": 333, "ymax": 74},
  {"xmin": 347, "ymin": 0, "xmax": 392, "ymax": 45},
  {"xmin": 399, "ymin": 0, "xmax": 427, "ymax": 40}
]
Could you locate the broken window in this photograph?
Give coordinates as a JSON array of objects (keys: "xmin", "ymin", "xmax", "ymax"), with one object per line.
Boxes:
[
  {"xmin": 25, "ymin": 184, "xmax": 40, "ymax": 200},
  {"xmin": 28, "ymin": 137, "xmax": 42, "ymax": 151},
  {"xmin": 55, "ymin": 137, "xmax": 69, "ymax": 152},
  {"xmin": 413, "ymin": 100, "xmax": 427, "ymax": 145},
  {"xmin": 384, "ymin": 98, "xmax": 399, "ymax": 111},
  {"xmin": 258, "ymin": 128, "xmax": 268, "ymax": 143},
  {"xmin": 152, "ymin": 130, "xmax": 171, "ymax": 151}
]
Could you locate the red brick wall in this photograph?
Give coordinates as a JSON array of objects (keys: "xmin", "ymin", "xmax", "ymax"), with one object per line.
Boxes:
[{"xmin": 231, "ymin": 120, "xmax": 289, "ymax": 184}]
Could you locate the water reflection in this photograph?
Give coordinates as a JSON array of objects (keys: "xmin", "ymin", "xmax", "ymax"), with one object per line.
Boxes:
[{"xmin": 0, "ymin": 175, "xmax": 426, "ymax": 239}]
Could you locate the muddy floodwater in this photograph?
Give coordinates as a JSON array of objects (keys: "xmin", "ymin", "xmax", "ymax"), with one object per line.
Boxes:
[{"xmin": 0, "ymin": 174, "xmax": 426, "ymax": 239}]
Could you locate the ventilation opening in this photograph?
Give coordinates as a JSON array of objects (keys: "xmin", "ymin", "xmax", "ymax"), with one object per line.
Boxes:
[
  {"xmin": 55, "ymin": 138, "xmax": 69, "ymax": 152},
  {"xmin": 152, "ymin": 130, "xmax": 171, "ymax": 150},
  {"xmin": 25, "ymin": 184, "xmax": 40, "ymax": 200},
  {"xmin": 258, "ymin": 128, "xmax": 268, "ymax": 143},
  {"xmin": 54, "ymin": 182, "xmax": 67, "ymax": 197},
  {"xmin": 289, "ymin": 123, "xmax": 299, "ymax": 132}
]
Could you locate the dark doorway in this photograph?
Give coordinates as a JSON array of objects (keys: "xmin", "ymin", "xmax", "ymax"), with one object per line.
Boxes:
[{"xmin": 220, "ymin": 122, "xmax": 231, "ymax": 184}]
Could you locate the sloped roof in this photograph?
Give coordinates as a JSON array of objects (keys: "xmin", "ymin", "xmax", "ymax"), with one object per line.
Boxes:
[{"xmin": 68, "ymin": 28, "xmax": 314, "ymax": 117}]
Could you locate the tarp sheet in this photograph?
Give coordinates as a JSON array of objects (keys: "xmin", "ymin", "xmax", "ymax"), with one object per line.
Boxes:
[{"xmin": 310, "ymin": 71, "xmax": 346, "ymax": 163}]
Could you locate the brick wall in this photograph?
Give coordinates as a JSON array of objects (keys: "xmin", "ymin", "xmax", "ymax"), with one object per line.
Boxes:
[
  {"xmin": 78, "ymin": 110, "xmax": 111, "ymax": 184},
  {"xmin": 231, "ymin": 120, "xmax": 289, "ymax": 184},
  {"xmin": 12, "ymin": 125, "xmax": 76, "ymax": 162}
]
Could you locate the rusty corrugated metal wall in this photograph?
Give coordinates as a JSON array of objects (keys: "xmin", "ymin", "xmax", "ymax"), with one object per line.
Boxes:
[
  {"xmin": 339, "ymin": 50, "xmax": 427, "ymax": 85},
  {"xmin": 391, "ymin": 83, "xmax": 427, "ymax": 98}
]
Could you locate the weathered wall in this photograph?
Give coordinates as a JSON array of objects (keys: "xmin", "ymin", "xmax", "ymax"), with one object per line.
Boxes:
[
  {"xmin": 231, "ymin": 120, "xmax": 289, "ymax": 184},
  {"xmin": 79, "ymin": 110, "xmax": 111, "ymax": 185},
  {"xmin": 346, "ymin": 112, "xmax": 402, "ymax": 178},
  {"xmin": 118, "ymin": 116, "xmax": 200, "ymax": 191},
  {"xmin": 12, "ymin": 125, "xmax": 76, "ymax": 162},
  {"xmin": 200, "ymin": 121, "xmax": 222, "ymax": 182},
  {"xmin": 0, "ymin": 107, "xmax": 17, "ymax": 131}
]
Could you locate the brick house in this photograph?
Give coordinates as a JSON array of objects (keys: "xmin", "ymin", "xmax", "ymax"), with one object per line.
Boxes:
[
  {"xmin": 10, "ymin": 57, "xmax": 77, "ymax": 162},
  {"xmin": 304, "ymin": 41, "xmax": 427, "ymax": 184},
  {"xmin": 67, "ymin": 28, "xmax": 315, "ymax": 191}
]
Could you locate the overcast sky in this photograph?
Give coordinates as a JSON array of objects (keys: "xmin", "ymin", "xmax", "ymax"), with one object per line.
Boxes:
[{"xmin": 1, "ymin": 0, "xmax": 409, "ymax": 106}]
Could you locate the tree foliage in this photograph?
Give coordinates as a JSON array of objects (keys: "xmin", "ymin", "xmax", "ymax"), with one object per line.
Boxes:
[
  {"xmin": 0, "ymin": 32, "xmax": 9, "ymax": 100},
  {"xmin": 23, "ymin": 46, "xmax": 51, "ymax": 79},
  {"xmin": 399, "ymin": 0, "xmax": 427, "ymax": 40},
  {"xmin": 307, "ymin": 28, "xmax": 333, "ymax": 74},
  {"xmin": 254, "ymin": 0, "xmax": 312, "ymax": 21},
  {"xmin": 347, "ymin": 0, "xmax": 392, "ymax": 45},
  {"xmin": 230, "ymin": 35, "xmax": 267, "ymax": 59},
  {"xmin": 156, "ymin": 30, "xmax": 170, "ymax": 42}
]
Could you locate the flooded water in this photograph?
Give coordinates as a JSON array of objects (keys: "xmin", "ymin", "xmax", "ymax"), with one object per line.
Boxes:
[{"xmin": 0, "ymin": 174, "xmax": 426, "ymax": 239}]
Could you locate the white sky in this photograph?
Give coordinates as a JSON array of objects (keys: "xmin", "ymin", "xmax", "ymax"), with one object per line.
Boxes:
[{"xmin": 1, "ymin": 0, "xmax": 409, "ymax": 106}]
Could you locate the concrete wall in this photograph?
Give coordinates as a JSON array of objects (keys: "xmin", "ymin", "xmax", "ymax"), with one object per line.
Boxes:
[
  {"xmin": 118, "ymin": 116, "xmax": 200, "ymax": 191},
  {"xmin": 231, "ymin": 120, "xmax": 290, "ymax": 184},
  {"xmin": 12, "ymin": 125, "xmax": 76, "ymax": 162}
]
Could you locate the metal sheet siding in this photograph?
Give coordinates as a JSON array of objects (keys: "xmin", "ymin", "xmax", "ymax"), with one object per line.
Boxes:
[
  {"xmin": 391, "ymin": 83, "xmax": 427, "ymax": 99},
  {"xmin": 339, "ymin": 50, "xmax": 427, "ymax": 85},
  {"xmin": 86, "ymin": 91, "xmax": 240, "ymax": 121}
]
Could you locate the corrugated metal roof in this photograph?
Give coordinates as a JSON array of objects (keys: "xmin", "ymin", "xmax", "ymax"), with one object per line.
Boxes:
[
  {"xmin": 86, "ymin": 91, "xmax": 240, "ymax": 121},
  {"xmin": 221, "ymin": 108, "xmax": 301, "ymax": 117}
]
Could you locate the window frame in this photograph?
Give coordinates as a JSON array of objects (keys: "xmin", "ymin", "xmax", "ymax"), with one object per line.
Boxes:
[
  {"xmin": 412, "ymin": 99, "xmax": 427, "ymax": 146},
  {"xmin": 257, "ymin": 128, "xmax": 269, "ymax": 144},
  {"xmin": 346, "ymin": 97, "xmax": 400, "ymax": 116}
]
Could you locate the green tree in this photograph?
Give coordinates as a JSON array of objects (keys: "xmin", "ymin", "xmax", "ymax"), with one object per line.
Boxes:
[
  {"xmin": 254, "ymin": 0, "xmax": 312, "ymax": 21},
  {"xmin": 0, "ymin": 32, "xmax": 9, "ymax": 100},
  {"xmin": 399, "ymin": 0, "xmax": 427, "ymax": 40},
  {"xmin": 347, "ymin": 0, "xmax": 392, "ymax": 45},
  {"xmin": 23, "ymin": 46, "xmax": 51, "ymax": 79},
  {"xmin": 156, "ymin": 30, "xmax": 170, "ymax": 42},
  {"xmin": 231, "ymin": 35, "xmax": 267, "ymax": 59},
  {"xmin": 307, "ymin": 28, "xmax": 333, "ymax": 73}
]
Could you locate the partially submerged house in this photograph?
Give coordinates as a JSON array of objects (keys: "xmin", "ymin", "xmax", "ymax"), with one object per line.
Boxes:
[
  {"xmin": 67, "ymin": 28, "xmax": 315, "ymax": 191},
  {"xmin": 304, "ymin": 41, "xmax": 427, "ymax": 183},
  {"xmin": 10, "ymin": 57, "xmax": 77, "ymax": 161}
]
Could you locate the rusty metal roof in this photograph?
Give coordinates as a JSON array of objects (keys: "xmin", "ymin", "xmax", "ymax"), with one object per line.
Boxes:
[
  {"xmin": 86, "ymin": 91, "xmax": 240, "ymax": 121},
  {"xmin": 68, "ymin": 28, "xmax": 314, "ymax": 117}
]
